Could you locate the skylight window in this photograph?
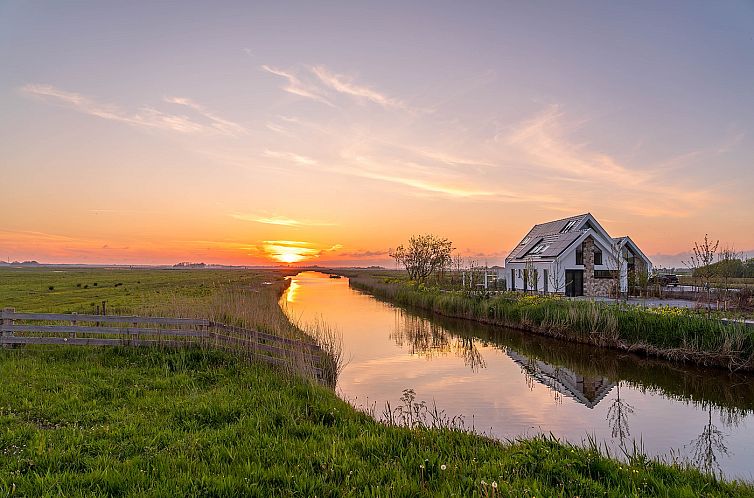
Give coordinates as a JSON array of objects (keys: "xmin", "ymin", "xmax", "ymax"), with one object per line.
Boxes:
[
  {"xmin": 561, "ymin": 220, "xmax": 578, "ymax": 233},
  {"xmin": 520, "ymin": 237, "xmax": 531, "ymax": 246},
  {"xmin": 528, "ymin": 243, "xmax": 549, "ymax": 255}
]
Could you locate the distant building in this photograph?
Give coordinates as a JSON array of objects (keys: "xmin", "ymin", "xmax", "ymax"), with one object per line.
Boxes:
[{"xmin": 505, "ymin": 213, "xmax": 652, "ymax": 297}]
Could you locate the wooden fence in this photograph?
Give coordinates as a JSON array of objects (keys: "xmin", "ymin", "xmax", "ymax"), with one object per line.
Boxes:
[{"xmin": 0, "ymin": 308, "xmax": 328, "ymax": 382}]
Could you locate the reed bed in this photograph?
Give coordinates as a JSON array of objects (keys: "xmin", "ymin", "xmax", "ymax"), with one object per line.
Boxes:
[{"xmin": 349, "ymin": 275, "xmax": 754, "ymax": 371}]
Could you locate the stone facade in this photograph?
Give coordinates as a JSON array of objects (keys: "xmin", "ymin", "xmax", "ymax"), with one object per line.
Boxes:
[{"xmin": 583, "ymin": 236, "xmax": 613, "ymax": 297}]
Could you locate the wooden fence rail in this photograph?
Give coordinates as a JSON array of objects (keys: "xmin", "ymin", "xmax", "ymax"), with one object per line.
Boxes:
[{"xmin": 0, "ymin": 308, "xmax": 328, "ymax": 382}]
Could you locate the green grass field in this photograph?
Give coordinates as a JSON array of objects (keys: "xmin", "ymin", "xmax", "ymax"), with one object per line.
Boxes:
[
  {"xmin": 1, "ymin": 268, "xmax": 753, "ymax": 496},
  {"xmin": 0, "ymin": 267, "xmax": 287, "ymax": 315},
  {"xmin": 3, "ymin": 346, "xmax": 752, "ymax": 497}
]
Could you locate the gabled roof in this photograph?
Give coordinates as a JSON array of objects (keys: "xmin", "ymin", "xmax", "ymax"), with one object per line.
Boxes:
[
  {"xmin": 506, "ymin": 213, "xmax": 591, "ymax": 262},
  {"xmin": 613, "ymin": 236, "xmax": 652, "ymax": 267}
]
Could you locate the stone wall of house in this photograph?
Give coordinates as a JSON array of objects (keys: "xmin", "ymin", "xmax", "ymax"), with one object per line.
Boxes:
[{"xmin": 583, "ymin": 237, "xmax": 613, "ymax": 297}]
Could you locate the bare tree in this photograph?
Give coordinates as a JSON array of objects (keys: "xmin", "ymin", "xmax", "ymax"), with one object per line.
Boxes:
[
  {"xmin": 548, "ymin": 259, "xmax": 564, "ymax": 295},
  {"xmin": 684, "ymin": 235, "xmax": 719, "ymax": 317},
  {"xmin": 452, "ymin": 252, "xmax": 464, "ymax": 289},
  {"xmin": 718, "ymin": 246, "xmax": 739, "ymax": 311},
  {"xmin": 524, "ymin": 257, "xmax": 537, "ymax": 294},
  {"xmin": 390, "ymin": 235, "xmax": 454, "ymax": 282}
]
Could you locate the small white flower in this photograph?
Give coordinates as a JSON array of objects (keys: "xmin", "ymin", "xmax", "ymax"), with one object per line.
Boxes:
[
  {"xmin": 481, "ymin": 480, "xmax": 487, "ymax": 485},
  {"xmin": 440, "ymin": 464, "xmax": 447, "ymax": 471},
  {"xmin": 492, "ymin": 481, "xmax": 498, "ymax": 488}
]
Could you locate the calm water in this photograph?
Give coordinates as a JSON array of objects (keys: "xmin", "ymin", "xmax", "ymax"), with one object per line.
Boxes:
[{"xmin": 282, "ymin": 272, "xmax": 754, "ymax": 480}]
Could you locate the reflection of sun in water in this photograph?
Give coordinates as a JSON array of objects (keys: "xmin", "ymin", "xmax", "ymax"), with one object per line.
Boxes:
[{"xmin": 286, "ymin": 279, "xmax": 300, "ymax": 302}]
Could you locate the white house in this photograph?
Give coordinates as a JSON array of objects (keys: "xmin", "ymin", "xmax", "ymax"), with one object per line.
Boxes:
[{"xmin": 504, "ymin": 213, "xmax": 652, "ymax": 297}]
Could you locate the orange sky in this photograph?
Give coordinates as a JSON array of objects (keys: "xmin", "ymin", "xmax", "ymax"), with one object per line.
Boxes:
[{"xmin": 2, "ymin": 3, "xmax": 753, "ymax": 268}]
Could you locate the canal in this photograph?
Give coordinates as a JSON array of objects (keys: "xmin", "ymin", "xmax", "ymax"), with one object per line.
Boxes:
[{"xmin": 282, "ymin": 271, "xmax": 754, "ymax": 480}]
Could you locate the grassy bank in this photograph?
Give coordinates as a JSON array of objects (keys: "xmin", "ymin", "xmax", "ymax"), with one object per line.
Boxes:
[
  {"xmin": 2, "ymin": 346, "xmax": 753, "ymax": 497},
  {"xmin": 348, "ymin": 274, "xmax": 754, "ymax": 371},
  {"xmin": 1, "ymin": 267, "xmax": 753, "ymax": 495}
]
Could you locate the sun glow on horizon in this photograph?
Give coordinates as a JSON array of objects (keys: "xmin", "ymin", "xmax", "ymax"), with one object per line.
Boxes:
[{"xmin": 262, "ymin": 240, "xmax": 320, "ymax": 263}]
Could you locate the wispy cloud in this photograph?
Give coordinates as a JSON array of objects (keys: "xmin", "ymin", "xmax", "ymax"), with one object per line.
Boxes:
[
  {"xmin": 262, "ymin": 149, "xmax": 318, "ymax": 166},
  {"xmin": 260, "ymin": 65, "xmax": 333, "ymax": 106},
  {"xmin": 164, "ymin": 96, "xmax": 246, "ymax": 136},
  {"xmin": 311, "ymin": 65, "xmax": 406, "ymax": 110},
  {"xmin": 230, "ymin": 213, "xmax": 336, "ymax": 228},
  {"xmin": 21, "ymin": 84, "xmax": 246, "ymax": 137},
  {"xmin": 500, "ymin": 105, "xmax": 715, "ymax": 217},
  {"xmin": 261, "ymin": 63, "xmax": 410, "ymax": 111}
]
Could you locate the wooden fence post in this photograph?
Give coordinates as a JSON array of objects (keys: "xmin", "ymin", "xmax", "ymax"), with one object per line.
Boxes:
[
  {"xmin": 71, "ymin": 312, "xmax": 77, "ymax": 339},
  {"xmin": 1, "ymin": 308, "xmax": 15, "ymax": 348}
]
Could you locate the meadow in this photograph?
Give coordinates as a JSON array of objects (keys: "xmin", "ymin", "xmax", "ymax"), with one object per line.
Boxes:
[{"xmin": 1, "ymin": 267, "xmax": 753, "ymax": 496}]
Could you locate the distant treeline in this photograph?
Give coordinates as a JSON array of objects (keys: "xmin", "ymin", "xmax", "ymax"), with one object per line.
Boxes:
[{"xmin": 694, "ymin": 258, "xmax": 754, "ymax": 278}]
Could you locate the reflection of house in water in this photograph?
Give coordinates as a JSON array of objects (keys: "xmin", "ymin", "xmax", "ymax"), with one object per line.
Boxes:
[{"xmin": 507, "ymin": 351, "xmax": 615, "ymax": 408}]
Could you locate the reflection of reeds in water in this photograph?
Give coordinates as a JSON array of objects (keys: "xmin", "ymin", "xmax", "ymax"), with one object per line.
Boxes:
[
  {"xmin": 390, "ymin": 309, "xmax": 486, "ymax": 371},
  {"xmin": 395, "ymin": 300, "xmax": 754, "ymax": 417}
]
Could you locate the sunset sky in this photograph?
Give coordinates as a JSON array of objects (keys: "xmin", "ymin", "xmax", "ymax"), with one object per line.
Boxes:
[{"xmin": 1, "ymin": 1, "xmax": 753, "ymax": 267}]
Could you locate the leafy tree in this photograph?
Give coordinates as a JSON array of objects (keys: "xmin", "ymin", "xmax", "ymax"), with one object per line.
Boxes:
[{"xmin": 390, "ymin": 235, "xmax": 454, "ymax": 282}]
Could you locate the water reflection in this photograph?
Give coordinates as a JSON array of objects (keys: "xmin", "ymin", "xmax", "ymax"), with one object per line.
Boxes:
[
  {"xmin": 391, "ymin": 310, "xmax": 486, "ymax": 371},
  {"xmin": 421, "ymin": 308, "xmax": 754, "ymax": 416},
  {"xmin": 507, "ymin": 350, "xmax": 615, "ymax": 408},
  {"xmin": 607, "ymin": 384, "xmax": 635, "ymax": 447},
  {"xmin": 690, "ymin": 406, "xmax": 730, "ymax": 477},
  {"xmin": 281, "ymin": 272, "xmax": 754, "ymax": 479}
]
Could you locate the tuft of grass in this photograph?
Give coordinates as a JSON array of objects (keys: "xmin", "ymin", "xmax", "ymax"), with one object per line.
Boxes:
[{"xmin": 1, "ymin": 347, "xmax": 751, "ymax": 497}]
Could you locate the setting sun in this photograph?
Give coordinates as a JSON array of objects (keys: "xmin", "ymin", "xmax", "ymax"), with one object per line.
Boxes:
[{"xmin": 262, "ymin": 241, "xmax": 320, "ymax": 264}]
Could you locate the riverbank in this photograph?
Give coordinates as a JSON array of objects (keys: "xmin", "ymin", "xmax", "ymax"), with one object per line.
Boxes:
[
  {"xmin": 3, "ymin": 346, "xmax": 753, "ymax": 496},
  {"xmin": 347, "ymin": 274, "xmax": 754, "ymax": 372}
]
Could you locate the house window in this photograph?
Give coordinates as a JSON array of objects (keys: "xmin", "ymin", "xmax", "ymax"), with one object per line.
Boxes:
[
  {"xmin": 520, "ymin": 237, "xmax": 531, "ymax": 246},
  {"xmin": 576, "ymin": 248, "xmax": 583, "ymax": 265},
  {"xmin": 561, "ymin": 220, "xmax": 577, "ymax": 233},
  {"xmin": 594, "ymin": 250, "xmax": 602, "ymax": 265},
  {"xmin": 594, "ymin": 270, "xmax": 617, "ymax": 279}
]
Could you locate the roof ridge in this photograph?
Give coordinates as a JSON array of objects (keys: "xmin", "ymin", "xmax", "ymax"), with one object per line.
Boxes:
[{"xmin": 538, "ymin": 213, "xmax": 590, "ymax": 225}]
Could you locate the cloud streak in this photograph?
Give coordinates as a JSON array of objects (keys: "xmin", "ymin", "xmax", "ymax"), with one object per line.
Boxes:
[
  {"xmin": 230, "ymin": 213, "xmax": 336, "ymax": 228},
  {"xmin": 263, "ymin": 149, "xmax": 318, "ymax": 166},
  {"xmin": 311, "ymin": 65, "xmax": 406, "ymax": 109},
  {"xmin": 261, "ymin": 63, "xmax": 409, "ymax": 110},
  {"xmin": 21, "ymin": 84, "xmax": 246, "ymax": 137},
  {"xmin": 500, "ymin": 105, "xmax": 715, "ymax": 218},
  {"xmin": 261, "ymin": 65, "xmax": 333, "ymax": 106}
]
